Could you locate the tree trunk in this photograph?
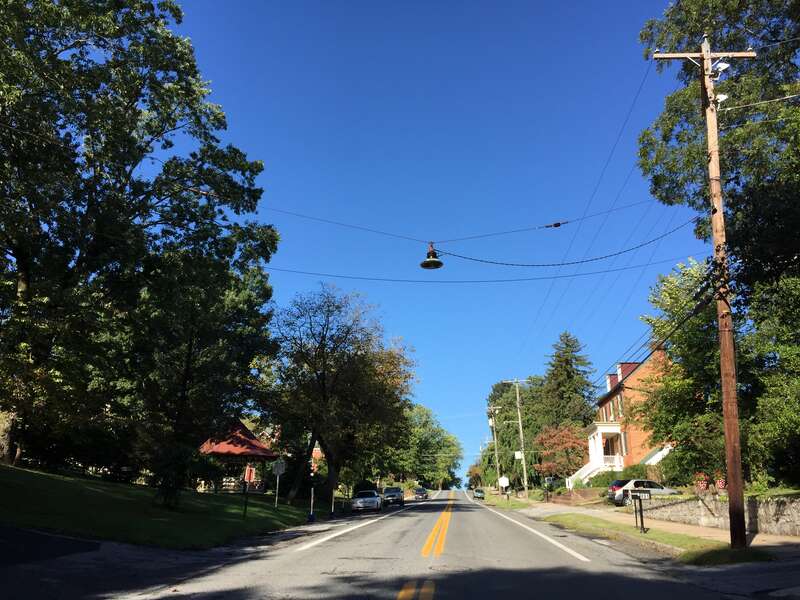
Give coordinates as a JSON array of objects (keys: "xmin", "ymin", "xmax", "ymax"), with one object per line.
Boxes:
[
  {"xmin": 317, "ymin": 434, "xmax": 340, "ymax": 505},
  {"xmin": 287, "ymin": 431, "xmax": 316, "ymax": 502},
  {"xmin": 0, "ymin": 411, "xmax": 15, "ymax": 464}
]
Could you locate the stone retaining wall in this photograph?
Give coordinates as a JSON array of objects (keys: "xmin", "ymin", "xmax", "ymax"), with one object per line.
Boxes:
[{"xmin": 637, "ymin": 494, "xmax": 800, "ymax": 537}]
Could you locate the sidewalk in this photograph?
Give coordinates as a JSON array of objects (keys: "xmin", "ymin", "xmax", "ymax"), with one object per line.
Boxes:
[{"xmin": 520, "ymin": 501, "xmax": 800, "ymax": 558}]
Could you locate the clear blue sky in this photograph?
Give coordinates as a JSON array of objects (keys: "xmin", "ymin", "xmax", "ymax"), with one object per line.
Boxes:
[{"xmin": 178, "ymin": 1, "xmax": 707, "ymax": 479}]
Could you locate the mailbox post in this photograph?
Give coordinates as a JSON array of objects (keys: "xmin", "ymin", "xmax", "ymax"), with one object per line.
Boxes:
[{"xmin": 630, "ymin": 489, "xmax": 650, "ymax": 533}]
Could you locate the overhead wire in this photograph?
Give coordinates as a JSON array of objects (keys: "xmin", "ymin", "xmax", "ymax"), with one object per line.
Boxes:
[
  {"xmin": 720, "ymin": 93, "xmax": 800, "ymax": 112},
  {"xmin": 590, "ymin": 210, "xmax": 683, "ymax": 358},
  {"xmin": 570, "ymin": 200, "xmax": 658, "ymax": 325},
  {"xmin": 437, "ymin": 216, "xmax": 697, "ymax": 268},
  {"xmin": 517, "ymin": 60, "xmax": 654, "ymax": 349},
  {"xmin": 590, "ymin": 265, "xmax": 717, "ymax": 390},
  {"xmin": 260, "ymin": 255, "xmax": 696, "ymax": 285},
  {"xmin": 431, "ymin": 200, "xmax": 652, "ymax": 244}
]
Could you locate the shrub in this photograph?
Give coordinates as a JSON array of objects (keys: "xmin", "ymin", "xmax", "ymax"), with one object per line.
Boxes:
[
  {"xmin": 529, "ymin": 488, "xmax": 544, "ymax": 501},
  {"xmin": 587, "ymin": 471, "xmax": 622, "ymax": 488},
  {"xmin": 621, "ymin": 464, "xmax": 648, "ymax": 480}
]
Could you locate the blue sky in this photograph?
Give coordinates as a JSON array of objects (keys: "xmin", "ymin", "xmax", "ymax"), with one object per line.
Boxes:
[{"xmin": 177, "ymin": 1, "xmax": 707, "ymax": 478}]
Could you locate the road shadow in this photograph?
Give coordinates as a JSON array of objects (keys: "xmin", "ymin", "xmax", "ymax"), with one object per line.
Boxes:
[{"xmin": 110, "ymin": 566, "xmax": 729, "ymax": 600}]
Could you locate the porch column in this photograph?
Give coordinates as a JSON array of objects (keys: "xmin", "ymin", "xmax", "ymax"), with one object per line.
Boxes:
[{"xmin": 595, "ymin": 433, "xmax": 604, "ymax": 462}]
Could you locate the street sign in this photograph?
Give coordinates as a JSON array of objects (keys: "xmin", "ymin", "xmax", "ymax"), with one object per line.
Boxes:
[
  {"xmin": 514, "ymin": 451, "xmax": 523, "ymax": 460},
  {"xmin": 244, "ymin": 464, "xmax": 256, "ymax": 483},
  {"xmin": 498, "ymin": 476, "xmax": 510, "ymax": 488},
  {"xmin": 272, "ymin": 458, "xmax": 286, "ymax": 477}
]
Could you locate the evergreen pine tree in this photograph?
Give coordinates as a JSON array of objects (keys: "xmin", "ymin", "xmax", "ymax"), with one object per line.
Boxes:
[{"xmin": 540, "ymin": 332, "xmax": 595, "ymax": 427}]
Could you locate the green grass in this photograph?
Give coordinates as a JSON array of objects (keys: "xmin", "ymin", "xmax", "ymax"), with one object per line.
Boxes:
[
  {"xmin": 543, "ymin": 513, "xmax": 772, "ymax": 566},
  {"xmin": 745, "ymin": 487, "xmax": 800, "ymax": 499},
  {"xmin": 0, "ymin": 465, "xmax": 314, "ymax": 549},
  {"xmin": 480, "ymin": 492, "xmax": 531, "ymax": 510}
]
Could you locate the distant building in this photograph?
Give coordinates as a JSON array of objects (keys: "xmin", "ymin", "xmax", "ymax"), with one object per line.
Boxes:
[{"xmin": 566, "ymin": 351, "xmax": 671, "ymax": 489}]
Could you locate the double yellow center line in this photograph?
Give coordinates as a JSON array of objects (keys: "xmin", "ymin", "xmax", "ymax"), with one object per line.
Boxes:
[
  {"xmin": 420, "ymin": 491, "xmax": 454, "ymax": 558},
  {"xmin": 395, "ymin": 491, "xmax": 455, "ymax": 599},
  {"xmin": 397, "ymin": 580, "xmax": 435, "ymax": 600}
]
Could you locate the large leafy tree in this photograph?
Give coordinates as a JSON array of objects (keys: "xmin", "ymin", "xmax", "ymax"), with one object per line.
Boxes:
[
  {"xmin": 267, "ymin": 287, "xmax": 414, "ymax": 500},
  {"xmin": 637, "ymin": 1, "xmax": 800, "ymax": 486},
  {"xmin": 639, "ymin": 0, "xmax": 800, "ymax": 294},
  {"xmin": 0, "ymin": 0, "xmax": 277, "ymax": 481}
]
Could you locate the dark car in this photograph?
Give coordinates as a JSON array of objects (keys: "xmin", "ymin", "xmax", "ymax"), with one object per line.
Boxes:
[
  {"xmin": 473, "ymin": 488, "xmax": 485, "ymax": 499},
  {"xmin": 414, "ymin": 487, "xmax": 428, "ymax": 500},
  {"xmin": 607, "ymin": 479, "xmax": 631, "ymax": 504},
  {"xmin": 382, "ymin": 486, "xmax": 405, "ymax": 507}
]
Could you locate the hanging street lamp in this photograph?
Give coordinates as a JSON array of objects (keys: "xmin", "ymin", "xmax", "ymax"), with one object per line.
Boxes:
[{"xmin": 420, "ymin": 242, "xmax": 443, "ymax": 270}]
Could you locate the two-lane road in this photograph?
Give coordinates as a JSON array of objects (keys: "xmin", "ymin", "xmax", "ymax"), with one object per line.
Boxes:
[{"xmin": 91, "ymin": 489, "xmax": 721, "ymax": 599}]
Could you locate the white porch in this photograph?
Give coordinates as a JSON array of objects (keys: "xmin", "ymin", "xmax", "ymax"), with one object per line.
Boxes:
[{"xmin": 567, "ymin": 422, "xmax": 625, "ymax": 489}]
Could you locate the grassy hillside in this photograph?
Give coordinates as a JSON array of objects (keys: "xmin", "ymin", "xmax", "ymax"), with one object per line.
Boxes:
[{"xmin": 0, "ymin": 465, "xmax": 311, "ymax": 549}]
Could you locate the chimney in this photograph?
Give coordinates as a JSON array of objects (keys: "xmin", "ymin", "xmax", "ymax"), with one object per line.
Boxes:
[{"xmin": 606, "ymin": 373, "xmax": 619, "ymax": 391}]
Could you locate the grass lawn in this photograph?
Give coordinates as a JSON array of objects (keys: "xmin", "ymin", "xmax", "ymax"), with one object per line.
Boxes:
[
  {"xmin": 479, "ymin": 492, "xmax": 531, "ymax": 510},
  {"xmin": 543, "ymin": 513, "xmax": 772, "ymax": 566},
  {"xmin": 0, "ymin": 465, "xmax": 315, "ymax": 549}
]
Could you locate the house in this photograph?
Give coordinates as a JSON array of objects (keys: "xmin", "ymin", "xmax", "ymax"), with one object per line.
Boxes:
[{"xmin": 566, "ymin": 352, "xmax": 671, "ymax": 489}]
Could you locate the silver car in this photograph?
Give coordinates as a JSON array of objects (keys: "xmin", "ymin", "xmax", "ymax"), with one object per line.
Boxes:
[
  {"xmin": 351, "ymin": 490, "xmax": 382, "ymax": 512},
  {"xmin": 610, "ymin": 479, "xmax": 679, "ymax": 506}
]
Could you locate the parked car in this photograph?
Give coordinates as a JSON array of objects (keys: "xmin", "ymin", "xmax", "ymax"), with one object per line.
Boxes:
[
  {"xmin": 382, "ymin": 486, "xmax": 405, "ymax": 507},
  {"xmin": 608, "ymin": 479, "xmax": 679, "ymax": 506},
  {"xmin": 351, "ymin": 490, "xmax": 382, "ymax": 512},
  {"xmin": 413, "ymin": 487, "xmax": 428, "ymax": 500},
  {"xmin": 473, "ymin": 488, "xmax": 485, "ymax": 500}
]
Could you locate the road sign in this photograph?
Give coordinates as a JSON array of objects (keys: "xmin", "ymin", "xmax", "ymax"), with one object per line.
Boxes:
[
  {"xmin": 244, "ymin": 464, "xmax": 256, "ymax": 483},
  {"xmin": 273, "ymin": 458, "xmax": 286, "ymax": 477},
  {"xmin": 498, "ymin": 476, "xmax": 510, "ymax": 488}
]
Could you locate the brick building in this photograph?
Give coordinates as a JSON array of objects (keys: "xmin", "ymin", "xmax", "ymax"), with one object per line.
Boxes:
[{"xmin": 566, "ymin": 351, "xmax": 671, "ymax": 488}]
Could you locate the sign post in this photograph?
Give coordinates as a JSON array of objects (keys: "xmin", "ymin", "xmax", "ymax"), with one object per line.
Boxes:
[
  {"xmin": 272, "ymin": 458, "xmax": 286, "ymax": 509},
  {"xmin": 498, "ymin": 475, "xmax": 510, "ymax": 502},
  {"xmin": 630, "ymin": 490, "xmax": 650, "ymax": 533},
  {"xmin": 243, "ymin": 463, "xmax": 256, "ymax": 519}
]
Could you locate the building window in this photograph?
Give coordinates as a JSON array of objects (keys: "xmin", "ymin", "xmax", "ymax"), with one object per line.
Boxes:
[{"xmin": 621, "ymin": 432, "xmax": 629, "ymax": 456}]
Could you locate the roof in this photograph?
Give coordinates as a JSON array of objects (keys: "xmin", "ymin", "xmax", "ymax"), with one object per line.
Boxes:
[{"xmin": 199, "ymin": 420, "xmax": 279, "ymax": 460}]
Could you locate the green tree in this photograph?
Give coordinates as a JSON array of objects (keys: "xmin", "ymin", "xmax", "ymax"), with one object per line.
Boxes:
[
  {"xmin": 0, "ymin": 1, "xmax": 277, "ymax": 487},
  {"xmin": 267, "ymin": 287, "xmax": 414, "ymax": 500},
  {"xmin": 745, "ymin": 276, "xmax": 800, "ymax": 484},
  {"xmin": 637, "ymin": 2, "xmax": 800, "ymax": 487},
  {"xmin": 638, "ymin": 0, "xmax": 800, "ymax": 295},
  {"xmin": 634, "ymin": 260, "xmax": 758, "ymax": 485},
  {"xmin": 540, "ymin": 332, "xmax": 595, "ymax": 428}
]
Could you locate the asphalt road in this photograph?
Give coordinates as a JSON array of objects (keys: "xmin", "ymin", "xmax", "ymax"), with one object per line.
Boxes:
[{"xmin": 2, "ymin": 490, "xmax": 733, "ymax": 599}]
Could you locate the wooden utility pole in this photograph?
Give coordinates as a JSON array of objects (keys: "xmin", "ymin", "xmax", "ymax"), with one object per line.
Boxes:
[
  {"xmin": 488, "ymin": 406, "xmax": 502, "ymax": 489},
  {"xmin": 513, "ymin": 380, "xmax": 529, "ymax": 499},
  {"xmin": 653, "ymin": 35, "xmax": 756, "ymax": 549}
]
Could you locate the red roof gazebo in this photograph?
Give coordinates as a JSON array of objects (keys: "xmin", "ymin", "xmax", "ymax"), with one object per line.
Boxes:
[{"xmin": 199, "ymin": 420, "xmax": 279, "ymax": 461}]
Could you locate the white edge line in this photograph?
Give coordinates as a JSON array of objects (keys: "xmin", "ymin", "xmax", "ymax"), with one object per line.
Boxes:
[
  {"xmin": 294, "ymin": 505, "xmax": 415, "ymax": 552},
  {"xmin": 463, "ymin": 490, "xmax": 591, "ymax": 563}
]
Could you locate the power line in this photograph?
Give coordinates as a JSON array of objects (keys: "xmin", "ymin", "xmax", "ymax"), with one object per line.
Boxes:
[
  {"xmin": 570, "ymin": 200, "xmax": 659, "ymax": 326},
  {"xmin": 542, "ymin": 163, "xmax": 639, "ymax": 327},
  {"xmin": 432, "ymin": 200, "xmax": 652, "ymax": 244},
  {"xmin": 438, "ymin": 217, "xmax": 696, "ymax": 268},
  {"xmin": 590, "ymin": 263, "xmax": 715, "ymax": 389},
  {"xmin": 720, "ymin": 93, "xmax": 800, "ymax": 112},
  {"xmin": 261, "ymin": 255, "xmax": 696, "ymax": 285},
  {"xmin": 263, "ymin": 207, "xmax": 428, "ymax": 244},
  {"xmin": 519, "ymin": 60, "xmax": 653, "ymax": 347},
  {"xmin": 755, "ymin": 35, "xmax": 800, "ymax": 50}
]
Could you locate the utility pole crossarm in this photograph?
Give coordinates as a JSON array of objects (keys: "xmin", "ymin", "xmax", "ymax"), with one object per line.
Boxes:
[{"xmin": 653, "ymin": 51, "xmax": 756, "ymax": 60}]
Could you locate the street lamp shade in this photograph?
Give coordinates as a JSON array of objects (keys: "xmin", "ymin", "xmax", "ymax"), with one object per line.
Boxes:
[{"xmin": 420, "ymin": 242, "xmax": 444, "ymax": 269}]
